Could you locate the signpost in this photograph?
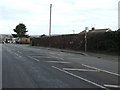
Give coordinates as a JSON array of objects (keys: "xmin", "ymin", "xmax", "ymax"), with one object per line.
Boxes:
[
  {"xmin": 49, "ymin": 4, "xmax": 52, "ymax": 36},
  {"xmin": 85, "ymin": 27, "xmax": 88, "ymax": 52}
]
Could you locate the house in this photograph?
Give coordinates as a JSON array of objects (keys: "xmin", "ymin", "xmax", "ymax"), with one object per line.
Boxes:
[
  {"xmin": 0, "ymin": 35, "xmax": 6, "ymax": 43},
  {"xmin": 117, "ymin": 28, "xmax": 120, "ymax": 32},
  {"xmin": 0, "ymin": 34, "xmax": 13, "ymax": 43},
  {"xmin": 12, "ymin": 34, "xmax": 30, "ymax": 44},
  {"xmin": 89, "ymin": 27, "xmax": 112, "ymax": 32},
  {"xmin": 19, "ymin": 38, "xmax": 30, "ymax": 44}
]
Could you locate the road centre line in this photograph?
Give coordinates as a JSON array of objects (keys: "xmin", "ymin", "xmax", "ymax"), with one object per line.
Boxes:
[
  {"xmin": 104, "ymin": 84, "xmax": 120, "ymax": 88},
  {"xmin": 82, "ymin": 64, "xmax": 120, "ymax": 77},
  {"xmin": 45, "ymin": 61, "xmax": 71, "ymax": 63},
  {"xmin": 62, "ymin": 68, "xmax": 100, "ymax": 72},
  {"xmin": 28, "ymin": 56, "xmax": 39, "ymax": 62},
  {"xmin": 52, "ymin": 66, "xmax": 109, "ymax": 90}
]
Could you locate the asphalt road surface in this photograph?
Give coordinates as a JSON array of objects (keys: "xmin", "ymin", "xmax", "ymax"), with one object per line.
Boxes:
[{"xmin": 2, "ymin": 44, "xmax": 120, "ymax": 89}]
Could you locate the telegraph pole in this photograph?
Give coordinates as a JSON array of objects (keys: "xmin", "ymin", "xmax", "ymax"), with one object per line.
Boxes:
[{"xmin": 49, "ymin": 4, "xmax": 52, "ymax": 36}]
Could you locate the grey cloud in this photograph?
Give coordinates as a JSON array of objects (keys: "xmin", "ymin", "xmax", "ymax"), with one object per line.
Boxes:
[{"xmin": 0, "ymin": 6, "xmax": 35, "ymax": 21}]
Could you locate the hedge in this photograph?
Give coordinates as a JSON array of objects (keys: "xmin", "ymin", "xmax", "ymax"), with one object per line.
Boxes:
[{"xmin": 30, "ymin": 31, "xmax": 119, "ymax": 52}]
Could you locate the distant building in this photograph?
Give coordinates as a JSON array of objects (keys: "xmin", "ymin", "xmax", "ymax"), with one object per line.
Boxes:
[
  {"xmin": 0, "ymin": 36, "xmax": 5, "ymax": 43},
  {"xmin": 19, "ymin": 38, "xmax": 30, "ymax": 44},
  {"xmin": 89, "ymin": 27, "xmax": 112, "ymax": 32},
  {"xmin": 117, "ymin": 28, "xmax": 120, "ymax": 32},
  {"xmin": 0, "ymin": 34, "xmax": 13, "ymax": 43}
]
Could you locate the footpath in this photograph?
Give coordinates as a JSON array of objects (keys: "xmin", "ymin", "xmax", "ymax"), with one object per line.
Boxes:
[
  {"xmin": 60, "ymin": 49, "xmax": 119, "ymax": 61},
  {"xmin": 31, "ymin": 45, "xmax": 119, "ymax": 62},
  {"xmin": 85, "ymin": 52, "xmax": 119, "ymax": 61}
]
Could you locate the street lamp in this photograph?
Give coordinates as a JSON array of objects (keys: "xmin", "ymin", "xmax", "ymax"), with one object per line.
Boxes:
[{"xmin": 49, "ymin": 4, "xmax": 52, "ymax": 36}]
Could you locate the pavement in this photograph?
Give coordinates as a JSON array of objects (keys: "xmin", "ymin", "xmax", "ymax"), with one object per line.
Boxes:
[
  {"xmin": 2, "ymin": 44, "xmax": 120, "ymax": 89},
  {"xmin": 86, "ymin": 52, "xmax": 119, "ymax": 61},
  {"xmin": 31, "ymin": 45, "xmax": 119, "ymax": 61}
]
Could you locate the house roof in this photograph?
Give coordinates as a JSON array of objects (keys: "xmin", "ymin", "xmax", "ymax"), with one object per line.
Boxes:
[{"xmin": 89, "ymin": 28, "xmax": 112, "ymax": 32}]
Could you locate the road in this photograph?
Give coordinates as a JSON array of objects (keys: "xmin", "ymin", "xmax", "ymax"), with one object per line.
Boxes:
[{"xmin": 2, "ymin": 44, "xmax": 120, "ymax": 89}]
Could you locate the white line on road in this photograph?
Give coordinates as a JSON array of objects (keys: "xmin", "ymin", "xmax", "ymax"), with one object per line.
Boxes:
[
  {"xmin": 45, "ymin": 61, "xmax": 71, "ymax": 63},
  {"xmin": 28, "ymin": 56, "xmax": 39, "ymax": 62},
  {"xmin": 32, "ymin": 56, "xmax": 64, "ymax": 60},
  {"xmin": 17, "ymin": 51, "xmax": 22, "ymax": 54},
  {"xmin": 32, "ymin": 56, "xmax": 53, "ymax": 59},
  {"xmin": 52, "ymin": 66, "xmax": 109, "ymax": 90},
  {"xmin": 104, "ymin": 84, "xmax": 120, "ymax": 88},
  {"xmin": 82, "ymin": 64, "xmax": 120, "ymax": 76},
  {"xmin": 42, "ymin": 57, "xmax": 53, "ymax": 59},
  {"xmin": 63, "ymin": 68, "xmax": 100, "ymax": 72},
  {"xmin": 14, "ymin": 53, "xmax": 22, "ymax": 58},
  {"xmin": 52, "ymin": 56, "xmax": 64, "ymax": 60},
  {"xmin": 14, "ymin": 53, "xmax": 18, "ymax": 56}
]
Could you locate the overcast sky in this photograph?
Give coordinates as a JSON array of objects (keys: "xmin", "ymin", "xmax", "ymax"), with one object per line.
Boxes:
[{"xmin": 0, "ymin": 0, "xmax": 119, "ymax": 35}]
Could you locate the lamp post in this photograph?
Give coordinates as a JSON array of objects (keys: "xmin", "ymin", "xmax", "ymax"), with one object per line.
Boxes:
[{"xmin": 49, "ymin": 4, "xmax": 52, "ymax": 36}]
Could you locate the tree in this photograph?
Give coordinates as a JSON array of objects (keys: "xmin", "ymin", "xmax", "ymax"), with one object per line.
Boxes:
[
  {"xmin": 40, "ymin": 34, "xmax": 46, "ymax": 37},
  {"xmin": 13, "ymin": 23, "xmax": 28, "ymax": 37}
]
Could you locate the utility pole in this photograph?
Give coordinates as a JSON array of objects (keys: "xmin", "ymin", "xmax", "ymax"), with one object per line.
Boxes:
[{"xmin": 49, "ymin": 4, "xmax": 52, "ymax": 36}]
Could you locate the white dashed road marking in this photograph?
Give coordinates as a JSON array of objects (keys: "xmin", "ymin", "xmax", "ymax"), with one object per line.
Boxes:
[
  {"xmin": 45, "ymin": 61, "xmax": 71, "ymax": 63},
  {"xmin": 52, "ymin": 56, "xmax": 64, "ymax": 60},
  {"xmin": 14, "ymin": 53, "xmax": 22, "ymax": 58},
  {"xmin": 82, "ymin": 64, "xmax": 120, "ymax": 76},
  {"xmin": 28, "ymin": 56, "xmax": 39, "ymax": 62},
  {"xmin": 63, "ymin": 68, "xmax": 100, "ymax": 72},
  {"xmin": 52, "ymin": 66, "xmax": 109, "ymax": 90},
  {"xmin": 104, "ymin": 84, "xmax": 120, "ymax": 88},
  {"xmin": 17, "ymin": 51, "xmax": 22, "ymax": 54}
]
